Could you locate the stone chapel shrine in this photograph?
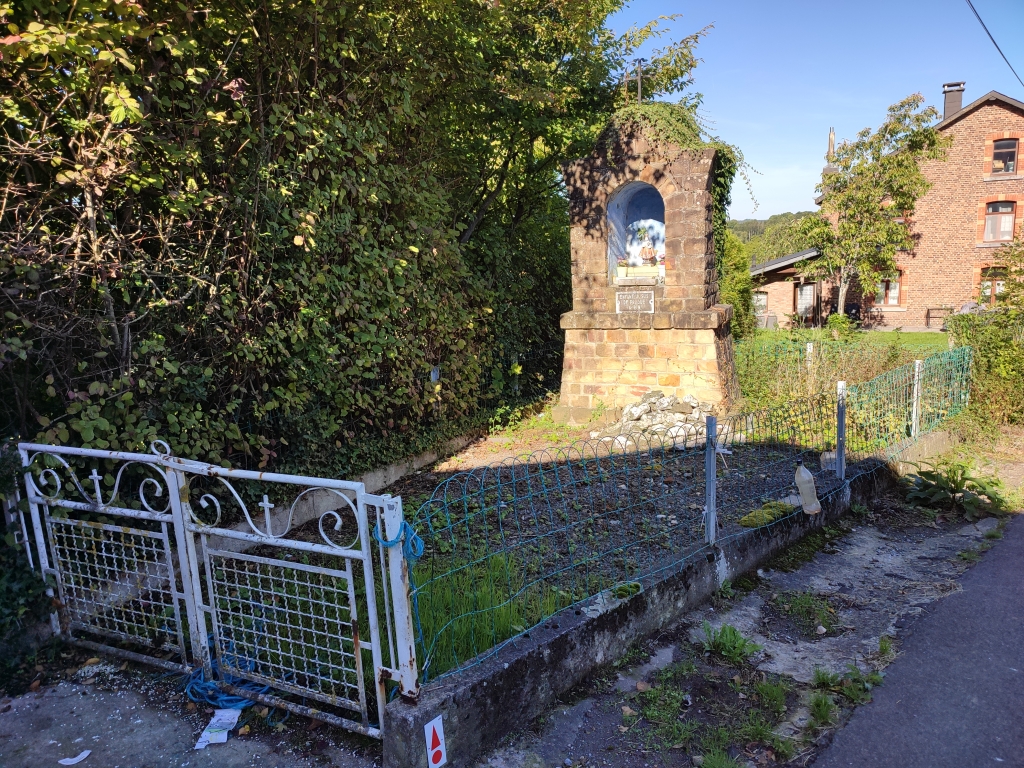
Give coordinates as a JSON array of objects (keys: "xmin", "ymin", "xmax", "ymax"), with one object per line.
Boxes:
[{"xmin": 551, "ymin": 123, "xmax": 738, "ymax": 425}]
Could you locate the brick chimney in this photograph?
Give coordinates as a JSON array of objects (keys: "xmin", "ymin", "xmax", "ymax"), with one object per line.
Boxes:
[{"xmin": 943, "ymin": 82, "xmax": 965, "ymax": 119}]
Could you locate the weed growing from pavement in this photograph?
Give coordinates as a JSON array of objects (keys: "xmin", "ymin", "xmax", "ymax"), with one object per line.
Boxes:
[
  {"xmin": 813, "ymin": 664, "xmax": 884, "ymax": 705},
  {"xmin": 700, "ymin": 751, "xmax": 742, "ymax": 768},
  {"xmin": 878, "ymin": 635, "xmax": 894, "ymax": 658},
  {"xmin": 812, "ymin": 667, "xmax": 842, "ymax": 689},
  {"xmin": 636, "ymin": 686, "xmax": 699, "ymax": 747},
  {"xmin": 958, "ymin": 549, "xmax": 981, "ymax": 563},
  {"xmin": 773, "ymin": 591, "xmax": 838, "ymax": 635},
  {"xmin": 984, "ymin": 527, "xmax": 1004, "ymax": 540},
  {"xmin": 809, "ymin": 692, "xmax": 836, "ymax": 727},
  {"xmin": 754, "ymin": 679, "xmax": 790, "ymax": 717},
  {"xmin": 701, "ymin": 622, "xmax": 763, "ymax": 665}
]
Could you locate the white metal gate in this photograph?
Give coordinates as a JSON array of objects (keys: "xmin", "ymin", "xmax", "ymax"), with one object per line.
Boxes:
[{"xmin": 16, "ymin": 441, "xmax": 419, "ymax": 739}]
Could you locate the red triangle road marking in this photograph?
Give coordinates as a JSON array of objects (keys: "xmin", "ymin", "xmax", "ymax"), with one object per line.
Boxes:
[{"xmin": 430, "ymin": 727, "xmax": 441, "ymax": 750}]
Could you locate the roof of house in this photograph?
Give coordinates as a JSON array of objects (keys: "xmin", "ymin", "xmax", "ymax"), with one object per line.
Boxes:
[
  {"xmin": 937, "ymin": 90, "xmax": 1024, "ymax": 130},
  {"xmin": 749, "ymin": 248, "xmax": 820, "ymax": 277}
]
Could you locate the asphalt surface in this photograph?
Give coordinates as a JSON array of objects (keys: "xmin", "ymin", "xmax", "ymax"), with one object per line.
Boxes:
[{"xmin": 816, "ymin": 515, "xmax": 1024, "ymax": 768}]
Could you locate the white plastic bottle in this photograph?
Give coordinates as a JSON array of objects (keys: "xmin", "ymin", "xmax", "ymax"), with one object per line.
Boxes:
[{"xmin": 795, "ymin": 459, "xmax": 821, "ymax": 515}]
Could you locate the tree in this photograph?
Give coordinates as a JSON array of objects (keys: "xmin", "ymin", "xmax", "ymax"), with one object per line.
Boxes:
[
  {"xmin": 719, "ymin": 230, "xmax": 755, "ymax": 338},
  {"xmin": 0, "ymin": 1, "xmax": 717, "ymax": 472},
  {"xmin": 800, "ymin": 95, "xmax": 951, "ymax": 315}
]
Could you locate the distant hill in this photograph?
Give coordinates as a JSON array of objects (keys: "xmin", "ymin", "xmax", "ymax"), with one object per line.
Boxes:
[{"xmin": 727, "ymin": 211, "xmax": 815, "ymax": 243}]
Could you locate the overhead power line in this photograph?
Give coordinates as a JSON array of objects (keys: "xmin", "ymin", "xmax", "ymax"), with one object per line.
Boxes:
[{"xmin": 965, "ymin": 0, "xmax": 1024, "ymax": 90}]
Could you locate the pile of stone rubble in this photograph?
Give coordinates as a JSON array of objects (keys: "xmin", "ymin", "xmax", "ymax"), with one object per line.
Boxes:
[{"xmin": 590, "ymin": 390, "xmax": 716, "ymax": 443}]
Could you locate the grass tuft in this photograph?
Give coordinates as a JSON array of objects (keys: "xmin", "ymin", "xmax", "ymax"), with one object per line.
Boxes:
[
  {"xmin": 809, "ymin": 692, "xmax": 835, "ymax": 727},
  {"xmin": 701, "ymin": 622, "xmax": 763, "ymax": 665},
  {"xmin": 775, "ymin": 591, "xmax": 837, "ymax": 634},
  {"xmin": 754, "ymin": 679, "xmax": 790, "ymax": 718}
]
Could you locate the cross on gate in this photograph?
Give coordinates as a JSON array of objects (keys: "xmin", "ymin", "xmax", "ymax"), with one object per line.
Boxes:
[{"xmin": 259, "ymin": 494, "xmax": 276, "ymax": 535}]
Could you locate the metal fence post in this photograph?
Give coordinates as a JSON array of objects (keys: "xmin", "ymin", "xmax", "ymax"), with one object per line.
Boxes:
[
  {"xmin": 836, "ymin": 381, "xmax": 847, "ymax": 481},
  {"xmin": 383, "ymin": 496, "xmax": 420, "ymax": 700},
  {"xmin": 164, "ymin": 466, "xmax": 210, "ymax": 675},
  {"xmin": 705, "ymin": 415, "xmax": 717, "ymax": 546},
  {"xmin": 911, "ymin": 359, "xmax": 923, "ymax": 439},
  {"xmin": 18, "ymin": 447, "xmax": 60, "ymax": 636}
]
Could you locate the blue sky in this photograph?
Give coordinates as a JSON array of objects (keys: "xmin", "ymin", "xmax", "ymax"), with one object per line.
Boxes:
[{"xmin": 607, "ymin": 0, "xmax": 1024, "ymax": 220}]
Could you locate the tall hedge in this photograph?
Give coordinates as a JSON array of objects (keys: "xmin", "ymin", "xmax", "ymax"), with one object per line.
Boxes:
[{"xmin": 0, "ymin": 1, "xmax": 725, "ymax": 475}]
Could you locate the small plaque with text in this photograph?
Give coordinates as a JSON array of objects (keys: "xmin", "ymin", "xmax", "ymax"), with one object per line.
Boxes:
[{"xmin": 615, "ymin": 291, "xmax": 655, "ymax": 313}]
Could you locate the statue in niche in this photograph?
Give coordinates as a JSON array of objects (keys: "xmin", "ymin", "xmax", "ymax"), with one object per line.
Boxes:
[{"xmin": 619, "ymin": 219, "xmax": 665, "ymax": 278}]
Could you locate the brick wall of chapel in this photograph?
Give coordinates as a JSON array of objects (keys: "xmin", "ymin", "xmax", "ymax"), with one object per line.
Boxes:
[{"xmin": 871, "ymin": 101, "xmax": 1024, "ymax": 328}]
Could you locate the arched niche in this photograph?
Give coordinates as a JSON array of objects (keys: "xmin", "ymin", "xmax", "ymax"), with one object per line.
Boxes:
[{"xmin": 607, "ymin": 181, "xmax": 666, "ymax": 283}]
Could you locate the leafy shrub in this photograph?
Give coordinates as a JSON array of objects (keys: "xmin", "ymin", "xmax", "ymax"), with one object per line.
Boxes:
[
  {"xmin": 904, "ymin": 460, "xmax": 1006, "ymax": 521},
  {"xmin": 0, "ymin": 442, "xmax": 50, "ymax": 640},
  {"xmin": 825, "ymin": 312, "xmax": 859, "ymax": 340},
  {"xmin": 947, "ymin": 240, "xmax": 1024, "ymax": 425},
  {"xmin": 701, "ymin": 621, "xmax": 763, "ymax": 665}
]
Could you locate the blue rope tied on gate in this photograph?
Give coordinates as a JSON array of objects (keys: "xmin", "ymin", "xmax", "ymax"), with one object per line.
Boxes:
[
  {"xmin": 372, "ymin": 520, "xmax": 424, "ymax": 562},
  {"xmin": 372, "ymin": 520, "xmax": 428, "ymax": 691}
]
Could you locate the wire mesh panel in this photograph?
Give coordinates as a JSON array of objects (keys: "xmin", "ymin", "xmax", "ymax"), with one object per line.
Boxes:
[
  {"xmin": 18, "ymin": 444, "xmax": 195, "ymax": 671},
  {"xmin": 409, "ymin": 349, "xmax": 976, "ymax": 683},
  {"xmin": 715, "ymin": 394, "xmax": 842, "ymax": 535},
  {"xmin": 204, "ymin": 549, "xmax": 366, "ymax": 716},
  {"xmin": 412, "ymin": 433, "xmax": 709, "ymax": 683},
  {"xmin": 918, "ymin": 347, "xmax": 973, "ymax": 435},
  {"xmin": 47, "ymin": 517, "xmax": 186, "ymax": 660}
]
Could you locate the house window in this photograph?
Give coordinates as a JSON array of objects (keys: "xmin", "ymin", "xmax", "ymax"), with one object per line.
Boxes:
[
  {"xmin": 875, "ymin": 273, "xmax": 901, "ymax": 306},
  {"xmin": 992, "ymin": 139, "xmax": 1018, "ymax": 174},
  {"xmin": 979, "ymin": 267, "xmax": 1007, "ymax": 305},
  {"xmin": 984, "ymin": 201, "xmax": 1016, "ymax": 242},
  {"xmin": 753, "ymin": 291, "xmax": 768, "ymax": 315}
]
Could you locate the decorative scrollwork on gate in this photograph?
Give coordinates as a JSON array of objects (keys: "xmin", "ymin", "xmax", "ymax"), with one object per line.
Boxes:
[{"xmin": 22, "ymin": 449, "xmax": 171, "ymax": 516}]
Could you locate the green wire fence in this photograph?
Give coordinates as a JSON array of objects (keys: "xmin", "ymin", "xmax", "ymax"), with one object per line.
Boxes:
[{"xmin": 408, "ymin": 346, "xmax": 973, "ymax": 684}]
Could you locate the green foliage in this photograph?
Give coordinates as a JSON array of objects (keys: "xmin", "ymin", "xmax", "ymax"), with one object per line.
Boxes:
[
  {"xmin": 878, "ymin": 635, "xmax": 894, "ymax": 658},
  {"xmin": 809, "ymin": 691, "xmax": 835, "ymax": 726},
  {"xmin": 814, "ymin": 664, "xmax": 883, "ymax": 705},
  {"xmin": 720, "ymin": 231, "xmax": 756, "ymax": 339},
  {"xmin": 775, "ymin": 591, "xmax": 837, "ymax": 634},
  {"xmin": 748, "ymin": 216, "xmax": 818, "ymax": 266},
  {"xmin": 812, "ymin": 667, "xmax": 842, "ymax": 689},
  {"xmin": 754, "ymin": 679, "xmax": 790, "ymax": 718},
  {"xmin": 0, "ymin": 1, "xmax": 727, "ymax": 477},
  {"xmin": 700, "ymin": 621, "xmax": 762, "ymax": 665},
  {"xmin": 904, "ymin": 460, "xmax": 1006, "ymax": 522},
  {"xmin": 947, "ymin": 264, "xmax": 1024, "ymax": 425},
  {"xmin": 799, "ymin": 94, "xmax": 952, "ymax": 314},
  {"xmin": 825, "ymin": 312, "xmax": 859, "ymax": 340},
  {"xmin": 700, "ymin": 752, "xmax": 742, "ymax": 768},
  {"xmin": 637, "ymin": 685, "xmax": 700, "ymax": 747},
  {"xmin": 728, "ymin": 211, "xmax": 815, "ymax": 244},
  {"xmin": 0, "ymin": 540, "xmax": 50, "ymax": 641},
  {"xmin": 738, "ymin": 501, "xmax": 795, "ymax": 528}
]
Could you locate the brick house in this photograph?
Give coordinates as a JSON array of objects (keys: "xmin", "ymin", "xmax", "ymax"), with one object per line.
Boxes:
[{"xmin": 751, "ymin": 83, "xmax": 1024, "ymax": 330}]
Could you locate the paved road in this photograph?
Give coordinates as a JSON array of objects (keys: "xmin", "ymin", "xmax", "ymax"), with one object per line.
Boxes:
[{"xmin": 816, "ymin": 515, "xmax": 1024, "ymax": 768}]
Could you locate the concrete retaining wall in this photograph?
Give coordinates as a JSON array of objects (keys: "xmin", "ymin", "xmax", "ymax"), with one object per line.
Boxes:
[{"xmin": 382, "ymin": 460, "xmax": 914, "ymax": 767}]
